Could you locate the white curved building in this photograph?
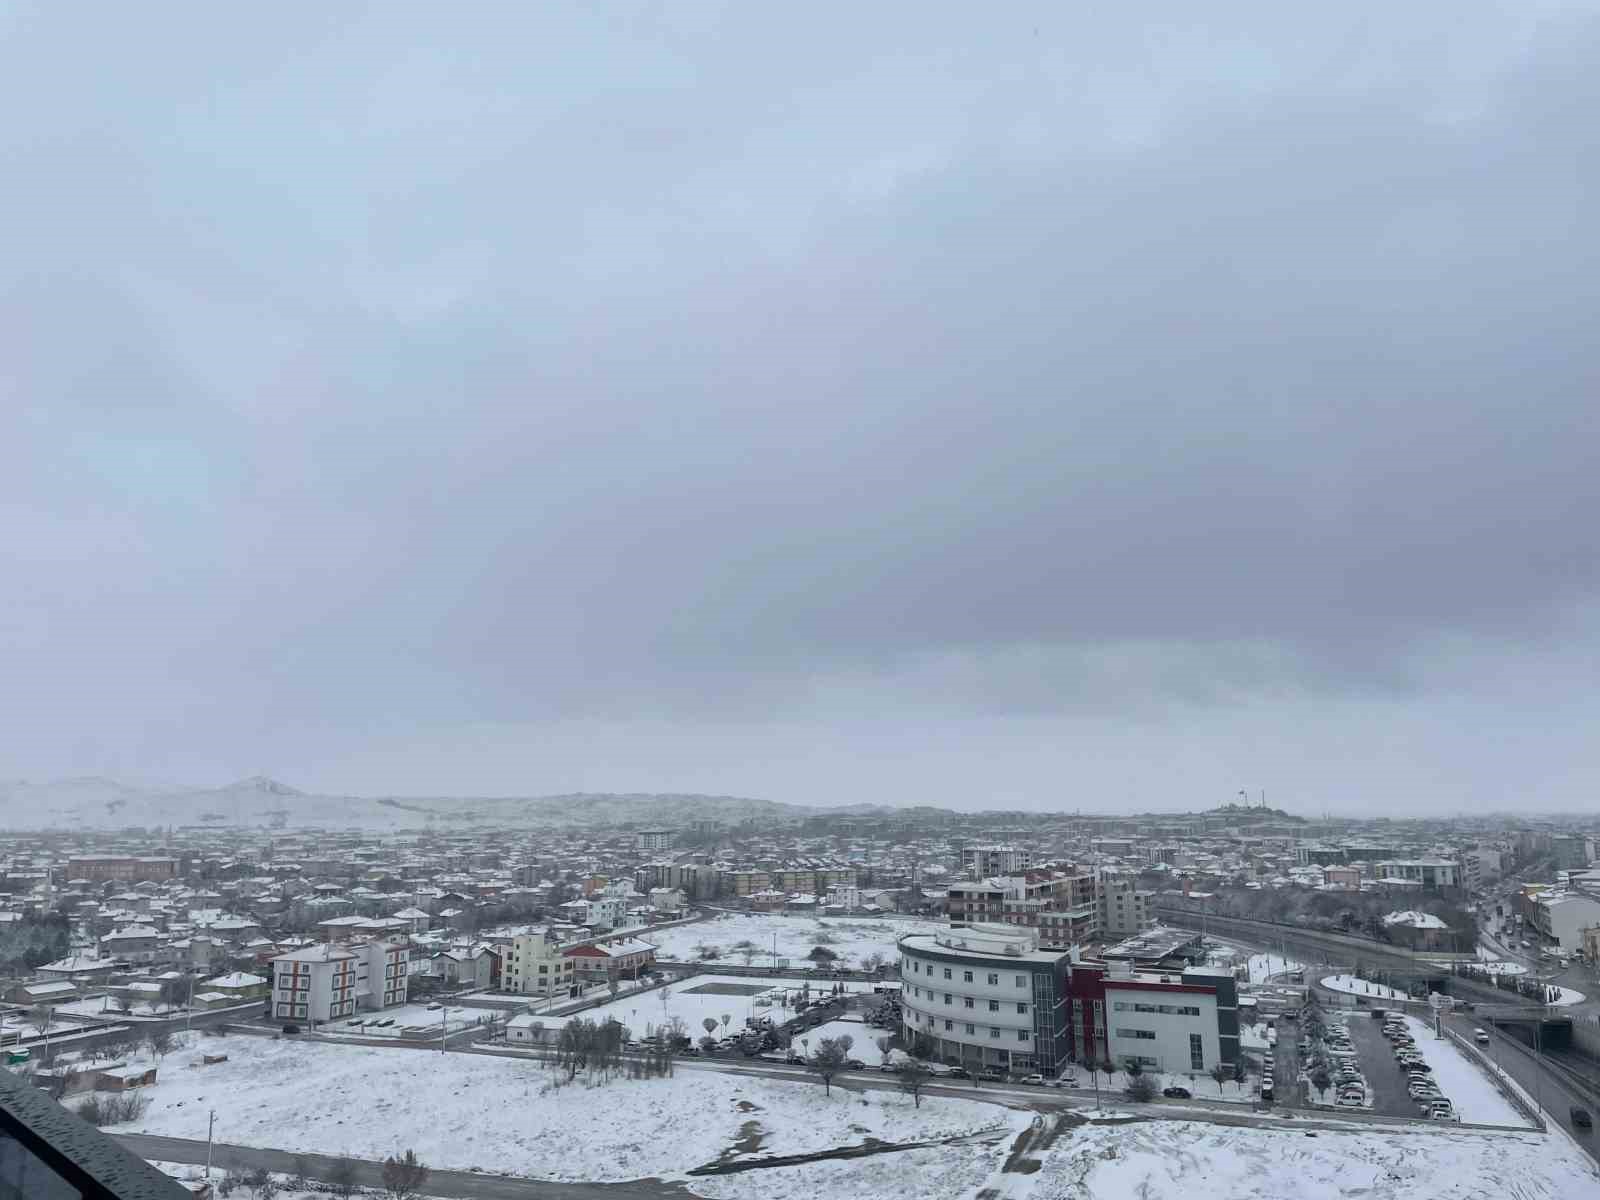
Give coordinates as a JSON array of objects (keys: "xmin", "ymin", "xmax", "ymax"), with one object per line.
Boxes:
[{"xmin": 897, "ymin": 923, "xmax": 1072, "ymax": 1074}]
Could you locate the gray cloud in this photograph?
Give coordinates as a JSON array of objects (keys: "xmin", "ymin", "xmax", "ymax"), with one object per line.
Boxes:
[{"xmin": 3, "ymin": 2, "xmax": 1599, "ymax": 812}]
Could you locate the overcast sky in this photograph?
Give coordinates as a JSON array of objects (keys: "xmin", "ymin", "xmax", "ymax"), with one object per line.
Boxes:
[{"xmin": 4, "ymin": 3, "xmax": 1598, "ymax": 816}]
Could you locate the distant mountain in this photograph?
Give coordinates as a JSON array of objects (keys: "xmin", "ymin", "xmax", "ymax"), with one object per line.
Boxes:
[{"xmin": 0, "ymin": 777, "xmax": 842, "ymax": 832}]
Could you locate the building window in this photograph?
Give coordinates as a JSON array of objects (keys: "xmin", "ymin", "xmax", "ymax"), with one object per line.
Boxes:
[
  {"xmin": 988, "ymin": 999, "xmax": 999, "ymax": 1012},
  {"xmin": 964, "ymin": 997, "xmax": 974, "ymax": 1009},
  {"xmin": 1016, "ymin": 974, "xmax": 1027, "ymax": 987},
  {"xmin": 1115, "ymin": 1028, "xmax": 1157, "ymax": 1040},
  {"xmin": 1018, "ymin": 1030, "xmax": 1029, "ymax": 1042},
  {"xmin": 1190, "ymin": 1033, "xmax": 1204, "ymax": 1071},
  {"xmin": 943, "ymin": 968, "xmax": 952, "ymax": 979},
  {"xmin": 963, "ymin": 970, "xmax": 973, "ymax": 983},
  {"xmin": 1017, "ymin": 1003, "xmax": 1028, "ymax": 1015},
  {"xmin": 990, "ymin": 1027, "xmax": 1001, "ymax": 1038},
  {"xmin": 945, "ymin": 1020, "xmax": 953, "ymax": 1031},
  {"xmin": 944, "ymin": 993, "xmax": 953, "ymax": 1005},
  {"xmin": 966, "ymin": 1023, "xmax": 975, "ymax": 1035},
  {"xmin": 987, "ymin": 973, "xmax": 999, "ymax": 985}
]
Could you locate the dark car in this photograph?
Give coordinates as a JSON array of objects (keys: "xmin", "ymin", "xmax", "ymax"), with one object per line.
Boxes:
[
  {"xmin": 978, "ymin": 1070, "xmax": 1006, "ymax": 1082},
  {"xmin": 845, "ymin": 1058, "xmax": 865, "ymax": 1070},
  {"xmin": 1162, "ymin": 1086, "xmax": 1192, "ymax": 1099},
  {"xmin": 1573, "ymin": 1107, "xmax": 1593, "ymax": 1130},
  {"xmin": 946, "ymin": 1067, "xmax": 970, "ymax": 1079}
]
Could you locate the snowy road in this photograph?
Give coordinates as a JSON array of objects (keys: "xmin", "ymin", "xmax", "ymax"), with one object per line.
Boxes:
[{"xmin": 116, "ymin": 1134, "xmax": 690, "ymax": 1198}]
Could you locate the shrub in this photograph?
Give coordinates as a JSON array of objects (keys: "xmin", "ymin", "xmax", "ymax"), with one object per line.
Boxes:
[
  {"xmin": 1123, "ymin": 1074, "xmax": 1158, "ymax": 1103},
  {"xmin": 75, "ymin": 1092, "xmax": 151, "ymax": 1126}
]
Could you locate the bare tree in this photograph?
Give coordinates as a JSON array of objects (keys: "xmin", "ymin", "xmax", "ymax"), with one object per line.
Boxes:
[
  {"xmin": 837, "ymin": 1033, "xmax": 854, "ymax": 1057},
  {"xmin": 808, "ymin": 1036, "xmax": 849, "ymax": 1097},
  {"xmin": 876, "ymin": 1035, "xmax": 893, "ymax": 1065},
  {"xmin": 147, "ymin": 1029, "xmax": 173, "ymax": 1061},
  {"xmin": 897, "ymin": 1059, "xmax": 932, "ymax": 1108},
  {"xmin": 380, "ymin": 1149, "xmax": 430, "ymax": 1200},
  {"xmin": 702, "ymin": 1017, "xmax": 718, "ymax": 1039},
  {"xmin": 244, "ymin": 1166, "xmax": 277, "ymax": 1200},
  {"xmin": 327, "ymin": 1156, "xmax": 360, "ymax": 1200},
  {"xmin": 1209, "ymin": 1062, "xmax": 1231, "ymax": 1096}
]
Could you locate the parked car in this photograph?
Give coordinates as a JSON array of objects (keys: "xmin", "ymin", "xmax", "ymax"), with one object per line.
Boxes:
[
  {"xmin": 845, "ymin": 1059, "xmax": 866, "ymax": 1070},
  {"xmin": 1019, "ymin": 1073, "xmax": 1045, "ymax": 1086},
  {"xmin": 1572, "ymin": 1107, "xmax": 1593, "ymax": 1130},
  {"xmin": 946, "ymin": 1067, "xmax": 970, "ymax": 1079},
  {"xmin": 1162, "ymin": 1086, "xmax": 1192, "ymax": 1099},
  {"xmin": 978, "ymin": 1070, "xmax": 1006, "ymax": 1083}
]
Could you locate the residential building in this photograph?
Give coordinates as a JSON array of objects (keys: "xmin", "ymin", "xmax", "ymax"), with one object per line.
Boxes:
[
  {"xmin": 504, "ymin": 930, "xmax": 578, "ymax": 1000},
  {"xmin": 563, "ymin": 935, "xmax": 657, "ymax": 982},
  {"xmin": 1525, "ymin": 891, "xmax": 1600, "ymax": 953},
  {"xmin": 898, "ymin": 923, "xmax": 1070, "ymax": 1075},
  {"xmin": 1552, "ymin": 835, "xmax": 1595, "ymax": 872},
  {"xmin": 962, "ymin": 846, "xmax": 1033, "ymax": 878},
  {"xmin": 647, "ymin": 887, "xmax": 687, "ymax": 914},
  {"xmin": 635, "ymin": 830, "xmax": 674, "ymax": 853},
  {"xmin": 63, "ymin": 856, "xmax": 179, "ymax": 884},
  {"xmin": 947, "ymin": 868, "xmax": 1098, "ymax": 948},
  {"xmin": 1376, "ymin": 860, "xmax": 1459, "ymax": 889},
  {"xmin": 1098, "ymin": 874, "xmax": 1155, "ymax": 938},
  {"xmin": 1066, "ymin": 960, "xmax": 1239, "ymax": 1073},
  {"xmin": 271, "ymin": 938, "xmax": 408, "ymax": 1024}
]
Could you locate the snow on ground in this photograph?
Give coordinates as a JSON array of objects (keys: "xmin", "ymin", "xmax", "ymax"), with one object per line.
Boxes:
[
  {"xmin": 541, "ymin": 974, "xmax": 879, "ymax": 1038},
  {"xmin": 1384, "ymin": 910, "xmax": 1448, "ymax": 930},
  {"xmin": 1320, "ymin": 974, "xmax": 1410, "ymax": 1001},
  {"xmin": 55, "ymin": 998, "xmax": 178, "ymax": 1020},
  {"xmin": 1246, "ymin": 953, "xmax": 1303, "ymax": 984},
  {"xmin": 687, "ymin": 1138, "xmax": 1010, "ymax": 1200},
  {"xmin": 1203, "ymin": 943, "xmax": 1303, "ymax": 984},
  {"xmin": 1025, "ymin": 1118, "xmax": 1598, "ymax": 1200},
  {"xmin": 1397, "ymin": 1016, "xmax": 1526, "ymax": 1127},
  {"xmin": 647, "ymin": 912, "xmax": 946, "ymax": 969},
  {"xmin": 315, "ymin": 1003, "xmax": 489, "ymax": 1038},
  {"xmin": 118, "ymin": 1033, "xmax": 1015, "ymax": 1181},
  {"xmin": 1549, "ymin": 985, "xmax": 1586, "ymax": 1006}
]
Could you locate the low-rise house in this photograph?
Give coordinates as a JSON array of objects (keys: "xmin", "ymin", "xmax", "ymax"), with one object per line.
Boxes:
[
  {"xmin": 9, "ymin": 980, "xmax": 77, "ymax": 1007},
  {"xmin": 506, "ymin": 1013, "xmax": 558, "ymax": 1045},
  {"xmin": 202, "ymin": 972, "xmax": 269, "ymax": 1002},
  {"xmin": 563, "ymin": 936, "xmax": 657, "ymax": 983}
]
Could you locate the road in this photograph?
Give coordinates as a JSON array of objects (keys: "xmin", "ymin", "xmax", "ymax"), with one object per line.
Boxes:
[{"xmin": 113, "ymin": 1134, "xmax": 690, "ymax": 1199}]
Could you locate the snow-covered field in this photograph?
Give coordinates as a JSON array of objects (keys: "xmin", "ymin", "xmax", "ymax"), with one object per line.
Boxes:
[
  {"xmin": 1320, "ymin": 974, "xmax": 1410, "ymax": 1001},
  {"xmin": 1018, "ymin": 1118, "xmax": 1598, "ymax": 1200},
  {"xmin": 1204, "ymin": 943, "xmax": 1304, "ymax": 984},
  {"xmin": 1396, "ymin": 1016, "xmax": 1526, "ymax": 1126},
  {"xmin": 648, "ymin": 912, "xmax": 945, "ymax": 969},
  {"xmin": 541, "ymin": 974, "xmax": 881, "ymax": 1038},
  {"xmin": 117, "ymin": 1033, "xmax": 1016, "ymax": 1180}
]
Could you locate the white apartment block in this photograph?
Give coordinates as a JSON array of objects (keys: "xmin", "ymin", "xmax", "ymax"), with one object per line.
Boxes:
[
  {"xmin": 636, "ymin": 830, "xmax": 674, "ymax": 852},
  {"xmin": 504, "ymin": 930, "xmax": 578, "ymax": 1000},
  {"xmin": 962, "ymin": 846, "xmax": 1033, "ymax": 878},
  {"xmin": 271, "ymin": 938, "xmax": 408, "ymax": 1024}
]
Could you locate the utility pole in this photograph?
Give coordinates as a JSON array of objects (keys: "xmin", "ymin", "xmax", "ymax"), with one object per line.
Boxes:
[
  {"xmin": 205, "ymin": 1110, "xmax": 215, "ymax": 1182},
  {"xmin": 440, "ymin": 1004, "xmax": 447, "ymax": 1054}
]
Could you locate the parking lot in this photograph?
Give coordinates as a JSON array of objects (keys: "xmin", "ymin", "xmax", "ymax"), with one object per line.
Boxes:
[{"xmin": 1346, "ymin": 1013, "xmax": 1425, "ymax": 1118}]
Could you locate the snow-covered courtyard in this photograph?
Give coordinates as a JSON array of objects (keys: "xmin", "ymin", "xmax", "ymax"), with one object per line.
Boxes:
[
  {"xmin": 534, "ymin": 973, "xmax": 885, "ymax": 1038},
  {"xmin": 646, "ymin": 912, "xmax": 945, "ymax": 969},
  {"xmin": 115, "ymin": 1032, "xmax": 1017, "ymax": 1181}
]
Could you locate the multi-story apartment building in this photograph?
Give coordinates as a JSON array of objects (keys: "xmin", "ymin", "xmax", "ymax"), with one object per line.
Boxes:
[
  {"xmin": 961, "ymin": 846, "xmax": 1033, "ymax": 878},
  {"xmin": 65, "ymin": 856, "xmax": 179, "ymax": 884},
  {"xmin": 504, "ymin": 929, "xmax": 578, "ymax": 1001},
  {"xmin": 947, "ymin": 869, "xmax": 1099, "ymax": 949},
  {"xmin": 1552, "ymin": 835, "xmax": 1595, "ymax": 872},
  {"xmin": 1097, "ymin": 874, "xmax": 1154, "ymax": 938},
  {"xmin": 635, "ymin": 830, "xmax": 674, "ymax": 853},
  {"xmin": 898, "ymin": 923, "xmax": 1071, "ymax": 1074},
  {"xmin": 1377, "ymin": 860, "xmax": 1459, "ymax": 889},
  {"xmin": 1523, "ymin": 891, "xmax": 1600, "ymax": 954},
  {"xmin": 271, "ymin": 937, "xmax": 408, "ymax": 1024}
]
